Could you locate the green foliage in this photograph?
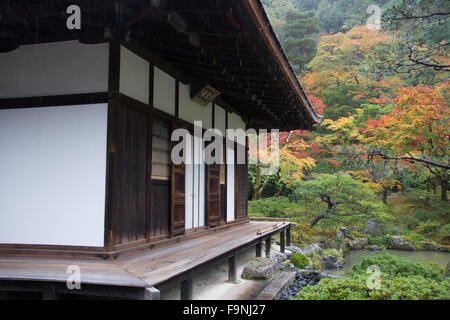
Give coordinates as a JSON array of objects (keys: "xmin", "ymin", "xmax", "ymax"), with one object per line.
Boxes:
[
  {"xmin": 282, "ymin": 10, "xmax": 319, "ymax": 72},
  {"xmin": 323, "ymin": 248, "xmax": 342, "ymax": 259},
  {"xmin": 353, "ymin": 104, "xmax": 394, "ymax": 128},
  {"xmin": 347, "ymin": 253, "xmax": 444, "ymax": 280},
  {"xmin": 304, "ymin": 251, "xmax": 325, "ymax": 271},
  {"xmin": 295, "ymin": 253, "xmax": 449, "ymax": 300},
  {"xmin": 248, "ymin": 197, "xmax": 300, "ymax": 218},
  {"xmin": 290, "ymin": 253, "xmax": 310, "ymax": 269},
  {"xmin": 439, "ymin": 224, "xmax": 450, "ymax": 238},
  {"xmin": 296, "ymin": 274, "xmax": 450, "ymax": 300},
  {"xmin": 260, "ymin": 0, "xmax": 296, "ymax": 40},
  {"xmin": 365, "ymin": 0, "xmax": 449, "ymax": 85},
  {"xmin": 293, "ymin": 174, "xmax": 392, "ymax": 225},
  {"xmin": 316, "ymin": 0, "xmax": 391, "ymax": 34},
  {"xmin": 321, "ymin": 85, "xmax": 365, "ymax": 121},
  {"xmin": 367, "ymin": 234, "xmax": 391, "ymax": 248}
]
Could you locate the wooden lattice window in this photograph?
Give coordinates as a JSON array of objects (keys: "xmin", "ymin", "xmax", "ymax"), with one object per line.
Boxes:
[{"xmin": 151, "ymin": 119, "xmax": 171, "ymax": 180}]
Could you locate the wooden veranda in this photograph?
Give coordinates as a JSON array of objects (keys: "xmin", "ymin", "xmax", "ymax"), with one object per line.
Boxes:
[{"xmin": 0, "ymin": 221, "xmax": 292, "ymax": 300}]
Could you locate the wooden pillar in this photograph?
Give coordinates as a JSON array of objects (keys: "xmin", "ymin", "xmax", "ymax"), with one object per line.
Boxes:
[
  {"xmin": 180, "ymin": 273, "xmax": 193, "ymax": 300},
  {"xmin": 143, "ymin": 287, "xmax": 160, "ymax": 300},
  {"xmin": 42, "ymin": 283, "xmax": 57, "ymax": 300},
  {"xmin": 256, "ymin": 241, "xmax": 262, "ymax": 257},
  {"xmin": 265, "ymin": 237, "xmax": 271, "ymax": 258},
  {"xmin": 280, "ymin": 229, "xmax": 285, "ymax": 253},
  {"xmin": 228, "ymin": 254, "xmax": 237, "ymax": 282},
  {"xmin": 286, "ymin": 225, "xmax": 291, "ymax": 247}
]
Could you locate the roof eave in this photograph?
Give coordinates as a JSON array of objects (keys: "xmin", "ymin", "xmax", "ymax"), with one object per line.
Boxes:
[{"xmin": 242, "ymin": 0, "xmax": 323, "ymax": 125}]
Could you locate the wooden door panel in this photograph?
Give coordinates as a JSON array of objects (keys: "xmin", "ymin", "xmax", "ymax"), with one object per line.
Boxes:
[
  {"xmin": 171, "ymin": 164, "xmax": 185, "ymax": 235},
  {"xmin": 206, "ymin": 164, "xmax": 221, "ymax": 227}
]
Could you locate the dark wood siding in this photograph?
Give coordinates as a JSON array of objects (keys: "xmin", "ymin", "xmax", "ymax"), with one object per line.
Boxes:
[
  {"xmin": 113, "ymin": 105, "xmax": 148, "ymax": 245},
  {"xmin": 235, "ymin": 143, "xmax": 248, "ymax": 220},
  {"xmin": 171, "ymin": 164, "xmax": 185, "ymax": 235},
  {"xmin": 150, "ymin": 180, "xmax": 170, "ymax": 238},
  {"xmin": 150, "ymin": 119, "xmax": 172, "ymax": 239},
  {"xmin": 206, "ymin": 164, "xmax": 221, "ymax": 227}
]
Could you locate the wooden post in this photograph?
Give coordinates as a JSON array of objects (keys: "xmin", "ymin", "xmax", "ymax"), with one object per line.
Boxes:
[
  {"xmin": 180, "ymin": 273, "xmax": 193, "ymax": 300},
  {"xmin": 280, "ymin": 229, "xmax": 285, "ymax": 253},
  {"xmin": 143, "ymin": 287, "xmax": 160, "ymax": 300},
  {"xmin": 265, "ymin": 237, "xmax": 271, "ymax": 258},
  {"xmin": 228, "ymin": 254, "xmax": 237, "ymax": 282},
  {"xmin": 256, "ymin": 241, "xmax": 262, "ymax": 257},
  {"xmin": 286, "ymin": 225, "xmax": 291, "ymax": 247},
  {"xmin": 42, "ymin": 283, "xmax": 57, "ymax": 300}
]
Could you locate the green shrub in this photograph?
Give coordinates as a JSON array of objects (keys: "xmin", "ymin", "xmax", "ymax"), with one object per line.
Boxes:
[
  {"xmin": 416, "ymin": 221, "xmax": 441, "ymax": 235},
  {"xmin": 248, "ymin": 197, "xmax": 298, "ymax": 218},
  {"xmin": 413, "ymin": 208, "xmax": 438, "ymax": 222},
  {"xmin": 304, "ymin": 250, "xmax": 325, "ymax": 270},
  {"xmin": 295, "ymin": 253, "xmax": 449, "ymax": 300},
  {"xmin": 367, "ymin": 234, "xmax": 390, "ymax": 248},
  {"xmin": 438, "ymin": 224, "xmax": 450, "ymax": 237},
  {"xmin": 295, "ymin": 275, "xmax": 450, "ymax": 300},
  {"xmin": 290, "ymin": 253, "xmax": 310, "ymax": 269},
  {"xmin": 347, "ymin": 253, "xmax": 444, "ymax": 281},
  {"xmin": 397, "ymin": 215, "xmax": 419, "ymax": 229},
  {"xmin": 402, "ymin": 231, "xmax": 427, "ymax": 245},
  {"xmin": 323, "ymin": 248, "xmax": 343, "ymax": 259}
]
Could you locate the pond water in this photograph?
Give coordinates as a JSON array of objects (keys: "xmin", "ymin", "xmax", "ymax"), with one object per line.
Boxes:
[{"xmin": 327, "ymin": 249, "xmax": 450, "ymax": 274}]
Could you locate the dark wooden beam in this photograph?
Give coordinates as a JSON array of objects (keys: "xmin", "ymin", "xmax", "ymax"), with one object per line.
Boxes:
[
  {"xmin": 228, "ymin": 252, "xmax": 237, "ymax": 282},
  {"xmin": 255, "ymin": 241, "xmax": 262, "ymax": 257},
  {"xmin": 180, "ymin": 272, "xmax": 193, "ymax": 300},
  {"xmin": 265, "ymin": 237, "xmax": 271, "ymax": 258},
  {"xmin": 286, "ymin": 225, "xmax": 291, "ymax": 247}
]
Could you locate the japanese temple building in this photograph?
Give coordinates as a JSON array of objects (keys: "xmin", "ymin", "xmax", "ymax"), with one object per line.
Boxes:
[{"xmin": 0, "ymin": 0, "xmax": 321, "ymax": 299}]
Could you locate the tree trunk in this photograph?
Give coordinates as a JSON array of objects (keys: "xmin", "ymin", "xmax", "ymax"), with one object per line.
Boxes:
[
  {"xmin": 382, "ymin": 188, "xmax": 388, "ymax": 204},
  {"xmin": 310, "ymin": 212, "xmax": 327, "ymax": 228},
  {"xmin": 275, "ymin": 183, "xmax": 285, "ymax": 197},
  {"xmin": 253, "ymin": 164, "xmax": 261, "ymax": 200},
  {"xmin": 439, "ymin": 178, "xmax": 448, "ymax": 202},
  {"xmin": 432, "ymin": 178, "xmax": 437, "ymax": 194}
]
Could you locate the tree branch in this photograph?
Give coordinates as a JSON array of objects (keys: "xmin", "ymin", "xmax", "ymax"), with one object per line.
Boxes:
[{"xmin": 370, "ymin": 151, "xmax": 450, "ymax": 170}]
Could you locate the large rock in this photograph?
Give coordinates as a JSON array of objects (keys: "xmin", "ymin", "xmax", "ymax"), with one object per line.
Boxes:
[
  {"xmin": 286, "ymin": 245, "xmax": 303, "ymax": 254},
  {"xmin": 320, "ymin": 272, "xmax": 340, "ymax": 280},
  {"xmin": 297, "ymin": 267, "xmax": 323, "ymax": 281},
  {"xmin": 366, "ymin": 245, "xmax": 381, "ymax": 251},
  {"xmin": 322, "ymin": 255, "xmax": 343, "ymax": 269},
  {"xmin": 389, "ymin": 236, "xmax": 415, "ymax": 251},
  {"xmin": 363, "ymin": 219, "xmax": 384, "ymax": 237},
  {"xmin": 336, "ymin": 226, "xmax": 348, "ymax": 241},
  {"xmin": 318, "ymin": 238, "xmax": 343, "ymax": 252},
  {"xmin": 419, "ymin": 241, "xmax": 438, "ymax": 251},
  {"xmin": 348, "ymin": 238, "xmax": 368, "ymax": 250},
  {"xmin": 271, "ymin": 252, "xmax": 288, "ymax": 263},
  {"xmin": 303, "ymin": 243, "xmax": 323, "ymax": 256},
  {"xmin": 241, "ymin": 257, "xmax": 279, "ymax": 280}
]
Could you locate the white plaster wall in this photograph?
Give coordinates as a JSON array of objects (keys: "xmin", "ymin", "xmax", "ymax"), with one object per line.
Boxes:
[
  {"xmin": 0, "ymin": 104, "xmax": 108, "ymax": 246},
  {"xmin": 0, "ymin": 41, "xmax": 109, "ymax": 99},
  {"xmin": 214, "ymin": 105, "xmax": 226, "ymax": 134},
  {"xmin": 153, "ymin": 67, "xmax": 175, "ymax": 115},
  {"xmin": 179, "ymin": 83, "xmax": 212, "ymax": 128},
  {"xmin": 120, "ymin": 46, "xmax": 149, "ymax": 104},
  {"xmin": 226, "ymin": 144, "xmax": 235, "ymax": 222},
  {"xmin": 185, "ymin": 135, "xmax": 207, "ymax": 229},
  {"xmin": 228, "ymin": 112, "xmax": 246, "ymax": 131}
]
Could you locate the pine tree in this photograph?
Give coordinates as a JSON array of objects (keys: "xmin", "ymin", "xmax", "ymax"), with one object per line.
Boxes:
[{"xmin": 282, "ymin": 10, "xmax": 319, "ymax": 73}]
